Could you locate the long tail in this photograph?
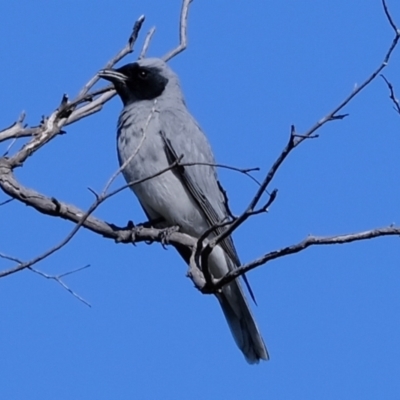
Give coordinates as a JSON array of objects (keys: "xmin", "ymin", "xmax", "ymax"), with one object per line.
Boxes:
[{"xmin": 217, "ymin": 279, "xmax": 269, "ymax": 364}]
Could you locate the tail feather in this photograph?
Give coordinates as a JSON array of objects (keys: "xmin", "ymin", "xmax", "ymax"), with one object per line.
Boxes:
[{"xmin": 217, "ymin": 279, "xmax": 269, "ymax": 364}]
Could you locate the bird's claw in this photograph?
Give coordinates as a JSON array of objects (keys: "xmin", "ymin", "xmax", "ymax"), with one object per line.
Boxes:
[{"xmin": 158, "ymin": 225, "xmax": 180, "ymax": 248}]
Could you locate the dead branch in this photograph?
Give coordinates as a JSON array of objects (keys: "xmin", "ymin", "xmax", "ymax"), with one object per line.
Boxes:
[
  {"xmin": 139, "ymin": 27, "xmax": 157, "ymax": 59},
  {"xmin": 0, "ymin": 197, "xmax": 13, "ymax": 206},
  {"xmin": 205, "ymin": 0, "xmax": 400, "ymax": 262},
  {"xmin": 162, "ymin": 0, "xmax": 193, "ymax": 61},
  {"xmin": 29, "ymin": 265, "xmax": 91, "ymax": 307},
  {"xmin": 211, "ymin": 226, "xmax": 400, "ymax": 291},
  {"xmin": 77, "ymin": 15, "xmax": 146, "ymax": 99},
  {"xmin": 0, "ymin": 14, "xmax": 146, "ymax": 166},
  {"xmin": 0, "ymin": 0, "xmax": 399, "ymax": 305},
  {"xmin": 0, "ymin": 147, "xmax": 191, "ymax": 279},
  {"xmin": 381, "ymin": 74, "xmax": 400, "ymax": 114}
]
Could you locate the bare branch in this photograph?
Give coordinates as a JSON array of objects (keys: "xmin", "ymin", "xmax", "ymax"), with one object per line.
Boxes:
[
  {"xmin": 296, "ymin": 2, "xmax": 399, "ymax": 146},
  {"xmin": 0, "ymin": 147, "xmax": 259, "ymax": 285},
  {"xmin": 0, "ymin": 113, "xmax": 37, "ymax": 143},
  {"xmin": 29, "ymin": 265, "xmax": 91, "ymax": 307},
  {"xmin": 58, "ymin": 264, "xmax": 91, "ymax": 279},
  {"xmin": 0, "ymin": 198, "xmax": 100, "ymax": 277},
  {"xmin": 78, "ymin": 15, "xmax": 146, "ymax": 99},
  {"xmin": 212, "ymin": 226, "xmax": 400, "ymax": 290},
  {"xmin": 2, "ymin": 143, "xmax": 400, "ymax": 301},
  {"xmin": 0, "ymin": 252, "xmax": 23, "ymax": 264},
  {"xmin": 162, "ymin": 0, "xmax": 193, "ymax": 61},
  {"xmin": 0, "ymin": 15, "xmax": 146, "ymax": 168},
  {"xmin": 381, "ymin": 74, "xmax": 400, "ymax": 114},
  {"xmin": 139, "ymin": 26, "xmax": 156, "ymax": 59},
  {"xmin": 382, "ymin": 0, "xmax": 400, "ymax": 34},
  {"xmin": 1, "ymin": 0, "xmax": 399, "ymax": 313},
  {"xmin": 64, "ymin": 90, "xmax": 116, "ymax": 125},
  {"xmin": 0, "ymin": 197, "xmax": 13, "ymax": 206},
  {"xmin": 217, "ymin": 180, "xmax": 235, "ymax": 219},
  {"xmin": 0, "ymin": 144, "xmax": 185, "ymax": 279},
  {"xmin": 207, "ymin": 0, "xmax": 400, "ymax": 254},
  {"xmin": 0, "ymin": 155, "xmax": 258, "ymax": 250}
]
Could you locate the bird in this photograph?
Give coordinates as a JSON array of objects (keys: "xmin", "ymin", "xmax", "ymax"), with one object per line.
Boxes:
[{"xmin": 99, "ymin": 58, "xmax": 269, "ymax": 363}]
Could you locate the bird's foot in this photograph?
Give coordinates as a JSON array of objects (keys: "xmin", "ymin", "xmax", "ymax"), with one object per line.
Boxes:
[
  {"xmin": 158, "ymin": 225, "xmax": 180, "ymax": 249},
  {"xmin": 110, "ymin": 220, "xmax": 140, "ymax": 244}
]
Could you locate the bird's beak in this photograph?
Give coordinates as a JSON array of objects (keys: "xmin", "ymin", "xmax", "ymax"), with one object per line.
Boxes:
[{"xmin": 98, "ymin": 69, "xmax": 127, "ymax": 84}]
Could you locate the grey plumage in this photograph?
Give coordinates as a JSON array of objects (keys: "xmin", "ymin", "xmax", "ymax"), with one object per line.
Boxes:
[{"xmin": 99, "ymin": 58, "xmax": 269, "ymax": 363}]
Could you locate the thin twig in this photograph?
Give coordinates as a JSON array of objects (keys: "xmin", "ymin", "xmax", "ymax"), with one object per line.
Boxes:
[
  {"xmin": 64, "ymin": 90, "xmax": 116, "ymax": 126},
  {"xmin": 78, "ymin": 15, "xmax": 146, "ymax": 99},
  {"xmin": 0, "ymin": 113, "xmax": 36, "ymax": 143},
  {"xmin": 0, "ymin": 202, "xmax": 100, "ymax": 277},
  {"xmin": 381, "ymin": 74, "xmax": 400, "ymax": 114},
  {"xmin": 139, "ymin": 27, "xmax": 156, "ymax": 59},
  {"xmin": 205, "ymin": 0, "xmax": 400, "ymax": 255},
  {"xmin": 0, "ymin": 155, "xmax": 256, "ymax": 255},
  {"xmin": 212, "ymin": 226, "xmax": 400, "ymax": 290},
  {"xmin": 382, "ymin": 0, "xmax": 399, "ymax": 34},
  {"xmin": 0, "ymin": 104, "xmax": 164, "ymax": 278},
  {"xmin": 29, "ymin": 266, "xmax": 91, "ymax": 307},
  {"xmin": 0, "ymin": 15, "xmax": 146, "ymax": 165},
  {"xmin": 1, "ymin": 0, "xmax": 399, "ymax": 305},
  {"xmin": 162, "ymin": 0, "xmax": 193, "ymax": 61},
  {"xmin": 0, "ymin": 252, "xmax": 23, "ymax": 263},
  {"xmin": 100, "ymin": 159, "xmax": 261, "ymax": 212},
  {"xmin": 0, "ymin": 197, "xmax": 13, "ymax": 206}
]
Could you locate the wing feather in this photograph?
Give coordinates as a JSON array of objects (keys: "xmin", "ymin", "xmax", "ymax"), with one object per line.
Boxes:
[{"xmin": 159, "ymin": 109, "xmax": 256, "ymax": 302}]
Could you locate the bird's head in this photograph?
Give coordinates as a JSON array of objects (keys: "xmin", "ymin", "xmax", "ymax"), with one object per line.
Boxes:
[{"xmin": 99, "ymin": 58, "xmax": 177, "ymax": 106}]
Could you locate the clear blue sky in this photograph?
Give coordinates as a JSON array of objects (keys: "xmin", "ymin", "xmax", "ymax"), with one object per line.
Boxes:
[{"xmin": 1, "ymin": 1, "xmax": 400, "ymax": 399}]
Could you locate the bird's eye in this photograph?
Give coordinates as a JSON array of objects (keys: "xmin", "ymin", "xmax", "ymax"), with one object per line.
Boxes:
[{"xmin": 138, "ymin": 69, "xmax": 148, "ymax": 79}]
